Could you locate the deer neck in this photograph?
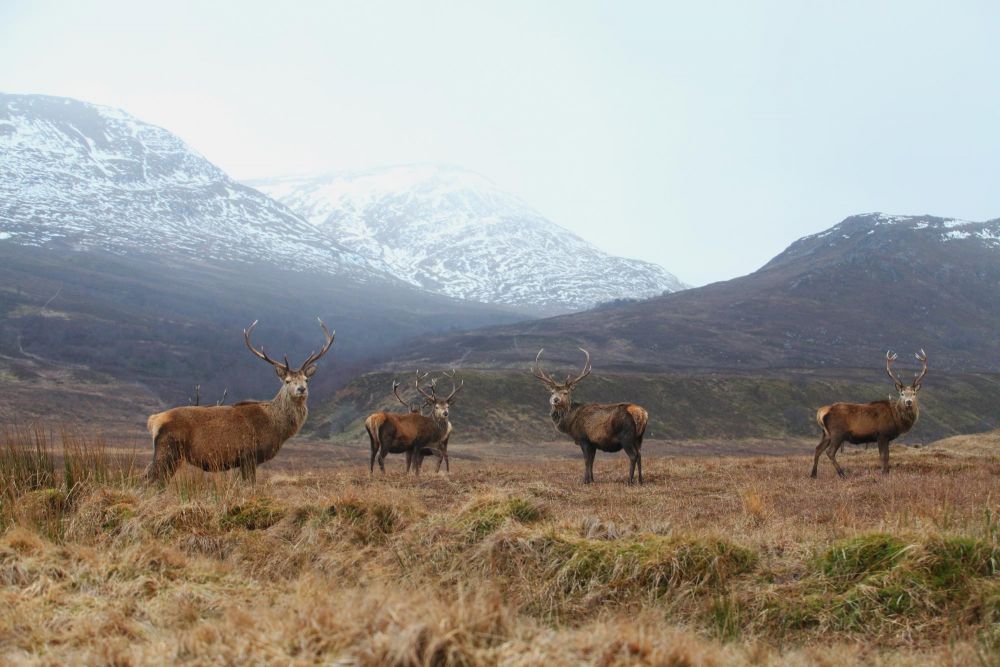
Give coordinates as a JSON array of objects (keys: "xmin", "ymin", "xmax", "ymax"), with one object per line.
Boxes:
[
  {"xmin": 268, "ymin": 389, "xmax": 309, "ymax": 441},
  {"xmin": 890, "ymin": 398, "xmax": 919, "ymax": 434},
  {"xmin": 550, "ymin": 402, "xmax": 582, "ymax": 434},
  {"xmin": 432, "ymin": 413, "xmax": 452, "ymax": 440}
]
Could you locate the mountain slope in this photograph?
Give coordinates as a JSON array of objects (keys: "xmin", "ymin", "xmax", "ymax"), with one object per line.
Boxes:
[
  {"xmin": 249, "ymin": 165, "xmax": 686, "ymax": 312},
  {"xmin": 0, "ymin": 94, "xmax": 529, "ymax": 423},
  {"xmin": 372, "ymin": 213, "xmax": 1000, "ymax": 374},
  {"xmin": 309, "ymin": 213, "xmax": 1000, "ymax": 445},
  {"xmin": 0, "ymin": 93, "xmax": 387, "ymax": 279}
]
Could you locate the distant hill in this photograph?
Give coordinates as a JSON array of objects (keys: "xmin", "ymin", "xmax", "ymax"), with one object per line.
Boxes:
[
  {"xmin": 316, "ymin": 213, "xmax": 1000, "ymax": 448},
  {"xmin": 376, "ymin": 213, "xmax": 1000, "ymax": 374}
]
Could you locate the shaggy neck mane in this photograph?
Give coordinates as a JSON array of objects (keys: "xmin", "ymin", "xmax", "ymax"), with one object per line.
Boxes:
[
  {"xmin": 550, "ymin": 402, "xmax": 582, "ymax": 433},
  {"xmin": 890, "ymin": 398, "xmax": 920, "ymax": 432},
  {"xmin": 267, "ymin": 388, "xmax": 309, "ymax": 440}
]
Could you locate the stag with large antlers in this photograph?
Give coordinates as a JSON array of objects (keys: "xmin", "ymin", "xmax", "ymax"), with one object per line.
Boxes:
[
  {"xmin": 532, "ymin": 348, "xmax": 649, "ymax": 485},
  {"xmin": 145, "ymin": 319, "xmax": 335, "ymax": 483},
  {"xmin": 365, "ymin": 371, "xmax": 462, "ymax": 475},
  {"xmin": 811, "ymin": 350, "xmax": 928, "ymax": 478}
]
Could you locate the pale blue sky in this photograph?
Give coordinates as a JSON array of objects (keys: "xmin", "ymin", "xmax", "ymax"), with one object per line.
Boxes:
[{"xmin": 2, "ymin": 1, "xmax": 998, "ymax": 285}]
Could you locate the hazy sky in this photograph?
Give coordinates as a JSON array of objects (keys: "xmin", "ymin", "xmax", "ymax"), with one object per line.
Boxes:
[{"xmin": 2, "ymin": 1, "xmax": 998, "ymax": 285}]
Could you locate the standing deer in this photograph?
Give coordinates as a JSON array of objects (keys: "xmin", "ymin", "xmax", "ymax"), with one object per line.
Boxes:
[
  {"xmin": 532, "ymin": 348, "xmax": 649, "ymax": 485},
  {"xmin": 811, "ymin": 350, "xmax": 927, "ymax": 478},
  {"xmin": 365, "ymin": 372, "xmax": 462, "ymax": 475},
  {"xmin": 145, "ymin": 319, "xmax": 335, "ymax": 483}
]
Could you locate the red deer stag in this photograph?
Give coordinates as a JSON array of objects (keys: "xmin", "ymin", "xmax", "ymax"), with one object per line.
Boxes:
[
  {"xmin": 811, "ymin": 350, "xmax": 927, "ymax": 478},
  {"xmin": 145, "ymin": 319, "xmax": 335, "ymax": 483},
  {"xmin": 365, "ymin": 372, "xmax": 462, "ymax": 475},
  {"xmin": 531, "ymin": 348, "xmax": 648, "ymax": 485}
]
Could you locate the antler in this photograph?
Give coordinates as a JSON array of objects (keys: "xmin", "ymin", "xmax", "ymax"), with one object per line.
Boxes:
[
  {"xmin": 885, "ymin": 350, "xmax": 904, "ymax": 390},
  {"xmin": 392, "ymin": 380, "xmax": 419, "ymax": 412},
  {"xmin": 415, "ymin": 370, "xmax": 438, "ymax": 403},
  {"xmin": 297, "ymin": 318, "xmax": 336, "ymax": 372},
  {"xmin": 531, "ymin": 349, "xmax": 561, "ymax": 387},
  {"xmin": 244, "ymin": 320, "xmax": 290, "ymax": 372},
  {"xmin": 440, "ymin": 369, "xmax": 464, "ymax": 403},
  {"xmin": 912, "ymin": 349, "xmax": 928, "ymax": 389},
  {"xmin": 565, "ymin": 347, "xmax": 592, "ymax": 387}
]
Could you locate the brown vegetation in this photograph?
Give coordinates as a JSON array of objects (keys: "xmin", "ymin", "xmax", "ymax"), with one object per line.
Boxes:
[{"xmin": 2, "ymin": 426, "xmax": 999, "ymax": 665}]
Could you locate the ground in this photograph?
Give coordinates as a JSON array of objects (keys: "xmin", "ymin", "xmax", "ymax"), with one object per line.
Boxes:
[{"xmin": 1, "ymin": 430, "xmax": 999, "ymax": 665}]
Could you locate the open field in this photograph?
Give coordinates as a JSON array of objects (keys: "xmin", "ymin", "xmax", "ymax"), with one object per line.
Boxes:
[{"xmin": 2, "ymin": 429, "xmax": 999, "ymax": 665}]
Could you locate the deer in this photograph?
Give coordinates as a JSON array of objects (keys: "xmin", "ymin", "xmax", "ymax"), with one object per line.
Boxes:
[
  {"xmin": 145, "ymin": 319, "xmax": 335, "ymax": 484},
  {"xmin": 365, "ymin": 371, "xmax": 462, "ymax": 475},
  {"xmin": 811, "ymin": 350, "xmax": 927, "ymax": 478},
  {"xmin": 531, "ymin": 348, "xmax": 649, "ymax": 485}
]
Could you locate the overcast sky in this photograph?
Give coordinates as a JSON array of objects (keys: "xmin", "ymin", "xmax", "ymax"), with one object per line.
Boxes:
[{"xmin": 2, "ymin": 1, "xmax": 998, "ymax": 285}]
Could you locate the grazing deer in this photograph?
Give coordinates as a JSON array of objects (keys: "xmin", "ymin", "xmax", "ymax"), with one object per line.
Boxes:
[
  {"xmin": 811, "ymin": 350, "xmax": 927, "ymax": 478},
  {"xmin": 365, "ymin": 372, "xmax": 462, "ymax": 475},
  {"xmin": 532, "ymin": 349, "xmax": 648, "ymax": 485},
  {"xmin": 145, "ymin": 319, "xmax": 335, "ymax": 483}
]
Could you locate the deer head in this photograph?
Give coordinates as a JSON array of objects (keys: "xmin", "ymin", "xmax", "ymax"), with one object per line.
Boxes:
[
  {"xmin": 531, "ymin": 348, "xmax": 591, "ymax": 411},
  {"xmin": 415, "ymin": 370, "xmax": 463, "ymax": 422},
  {"xmin": 243, "ymin": 318, "xmax": 335, "ymax": 403},
  {"xmin": 885, "ymin": 349, "xmax": 927, "ymax": 408}
]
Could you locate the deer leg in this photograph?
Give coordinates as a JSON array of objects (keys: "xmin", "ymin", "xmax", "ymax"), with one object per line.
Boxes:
[
  {"xmin": 636, "ymin": 449, "xmax": 643, "ymax": 485},
  {"xmin": 239, "ymin": 453, "xmax": 257, "ymax": 484},
  {"xmin": 624, "ymin": 444, "xmax": 638, "ymax": 485},
  {"xmin": 811, "ymin": 434, "xmax": 830, "ymax": 478},
  {"xmin": 405, "ymin": 450, "xmax": 414, "ymax": 474},
  {"xmin": 145, "ymin": 433, "xmax": 180, "ymax": 484},
  {"xmin": 369, "ymin": 438, "xmax": 378, "ymax": 475},
  {"xmin": 583, "ymin": 442, "xmax": 597, "ymax": 484},
  {"xmin": 827, "ymin": 435, "xmax": 847, "ymax": 478},
  {"xmin": 878, "ymin": 438, "xmax": 891, "ymax": 475},
  {"xmin": 377, "ymin": 449, "xmax": 386, "ymax": 474}
]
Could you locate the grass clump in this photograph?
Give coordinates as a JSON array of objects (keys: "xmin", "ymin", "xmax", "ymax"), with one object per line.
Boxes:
[
  {"xmin": 221, "ymin": 497, "xmax": 284, "ymax": 531},
  {"xmin": 820, "ymin": 534, "xmax": 912, "ymax": 581},
  {"xmin": 462, "ymin": 496, "xmax": 546, "ymax": 540}
]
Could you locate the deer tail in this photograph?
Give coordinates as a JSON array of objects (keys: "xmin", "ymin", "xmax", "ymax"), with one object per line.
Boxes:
[
  {"xmin": 147, "ymin": 411, "xmax": 169, "ymax": 440},
  {"xmin": 365, "ymin": 413, "xmax": 385, "ymax": 453},
  {"xmin": 815, "ymin": 406, "xmax": 831, "ymax": 436},
  {"xmin": 626, "ymin": 405, "xmax": 649, "ymax": 438}
]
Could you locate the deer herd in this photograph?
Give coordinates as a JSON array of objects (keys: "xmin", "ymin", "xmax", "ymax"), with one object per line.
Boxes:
[{"xmin": 144, "ymin": 319, "xmax": 930, "ymax": 485}]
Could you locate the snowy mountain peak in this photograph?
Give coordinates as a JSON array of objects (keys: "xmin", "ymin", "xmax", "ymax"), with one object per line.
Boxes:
[
  {"xmin": 249, "ymin": 164, "xmax": 686, "ymax": 311},
  {"xmin": 0, "ymin": 93, "xmax": 386, "ymax": 280}
]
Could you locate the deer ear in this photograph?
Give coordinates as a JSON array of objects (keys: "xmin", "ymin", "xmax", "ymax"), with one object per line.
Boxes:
[
  {"xmin": 275, "ymin": 366, "xmax": 289, "ymax": 380},
  {"xmin": 304, "ymin": 364, "xmax": 318, "ymax": 378}
]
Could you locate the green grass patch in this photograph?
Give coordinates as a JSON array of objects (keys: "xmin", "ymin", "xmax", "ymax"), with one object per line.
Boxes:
[
  {"xmin": 462, "ymin": 496, "xmax": 547, "ymax": 539},
  {"xmin": 221, "ymin": 497, "xmax": 284, "ymax": 531}
]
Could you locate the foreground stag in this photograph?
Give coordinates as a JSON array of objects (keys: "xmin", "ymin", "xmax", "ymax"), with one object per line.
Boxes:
[
  {"xmin": 532, "ymin": 349, "xmax": 648, "ymax": 485},
  {"xmin": 145, "ymin": 319, "xmax": 335, "ymax": 483},
  {"xmin": 811, "ymin": 350, "xmax": 928, "ymax": 478},
  {"xmin": 365, "ymin": 372, "xmax": 462, "ymax": 475}
]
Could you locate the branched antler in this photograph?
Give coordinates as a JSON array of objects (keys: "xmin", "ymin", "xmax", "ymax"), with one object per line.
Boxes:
[{"xmin": 912, "ymin": 349, "xmax": 928, "ymax": 389}]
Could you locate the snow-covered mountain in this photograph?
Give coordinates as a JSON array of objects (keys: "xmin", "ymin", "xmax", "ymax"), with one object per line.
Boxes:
[
  {"xmin": 249, "ymin": 165, "xmax": 686, "ymax": 311},
  {"xmin": 0, "ymin": 93, "xmax": 386, "ymax": 281}
]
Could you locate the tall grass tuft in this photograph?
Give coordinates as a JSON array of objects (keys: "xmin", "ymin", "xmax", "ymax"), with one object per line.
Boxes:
[{"xmin": 0, "ymin": 425, "xmax": 138, "ymax": 536}]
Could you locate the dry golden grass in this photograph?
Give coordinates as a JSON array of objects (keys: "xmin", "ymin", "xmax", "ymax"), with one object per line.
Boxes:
[{"xmin": 1, "ymin": 431, "xmax": 999, "ymax": 666}]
